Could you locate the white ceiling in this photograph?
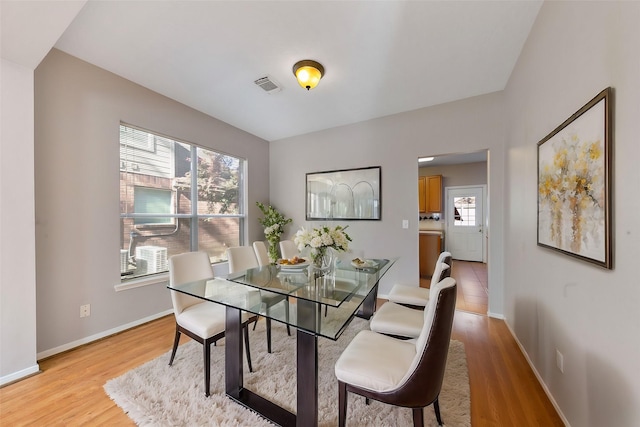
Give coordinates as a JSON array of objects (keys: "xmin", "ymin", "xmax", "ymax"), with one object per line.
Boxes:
[{"xmin": 3, "ymin": 1, "xmax": 542, "ymax": 142}]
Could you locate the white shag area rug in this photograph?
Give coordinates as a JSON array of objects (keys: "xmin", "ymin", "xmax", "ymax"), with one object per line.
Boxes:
[{"xmin": 104, "ymin": 317, "xmax": 470, "ymax": 426}]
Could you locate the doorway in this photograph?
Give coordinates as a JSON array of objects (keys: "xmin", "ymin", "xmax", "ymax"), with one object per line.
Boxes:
[{"xmin": 417, "ymin": 151, "xmax": 489, "ymax": 315}]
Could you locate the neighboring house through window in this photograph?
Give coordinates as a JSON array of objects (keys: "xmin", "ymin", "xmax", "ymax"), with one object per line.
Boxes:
[
  {"xmin": 134, "ymin": 187, "xmax": 173, "ymax": 225},
  {"xmin": 119, "ymin": 124, "xmax": 244, "ymax": 281}
]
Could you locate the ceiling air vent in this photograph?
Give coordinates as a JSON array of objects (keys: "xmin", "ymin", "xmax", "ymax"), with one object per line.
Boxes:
[{"xmin": 254, "ymin": 76, "xmax": 281, "ymax": 94}]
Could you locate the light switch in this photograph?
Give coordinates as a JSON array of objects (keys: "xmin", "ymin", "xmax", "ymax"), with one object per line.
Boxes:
[{"xmin": 402, "ymin": 219, "xmax": 409, "ymax": 229}]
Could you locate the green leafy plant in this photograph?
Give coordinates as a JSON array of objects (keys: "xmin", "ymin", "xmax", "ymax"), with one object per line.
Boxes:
[{"xmin": 256, "ymin": 202, "xmax": 292, "ymax": 262}]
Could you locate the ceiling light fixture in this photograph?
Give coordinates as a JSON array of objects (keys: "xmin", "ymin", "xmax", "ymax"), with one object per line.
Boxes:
[
  {"xmin": 292, "ymin": 60, "xmax": 324, "ymax": 90},
  {"xmin": 419, "ymin": 157, "xmax": 435, "ymax": 162}
]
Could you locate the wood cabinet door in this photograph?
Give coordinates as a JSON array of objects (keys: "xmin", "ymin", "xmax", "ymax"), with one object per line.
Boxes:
[
  {"xmin": 418, "ymin": 176, "xmax": 426, "ymax": 213},
  {"xmin": 419, "ymin": 233, "xmax": 442, "ymax": 281},
  {"xmin": 426, "ymin": 175, "xmax": 442, "ymax": 212},
  {"xmin": 419, "ymin": 234, "xmax": 429, "ymax": 277}
]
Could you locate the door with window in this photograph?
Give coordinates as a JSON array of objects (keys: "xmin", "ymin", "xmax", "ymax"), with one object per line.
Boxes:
[{"xmin": 445, "ymin": 186, "xmax": 485, "ymax": 262}]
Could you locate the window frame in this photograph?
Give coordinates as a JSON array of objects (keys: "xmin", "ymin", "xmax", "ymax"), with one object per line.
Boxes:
[{"xmin": 119, "ymin": 123, "xmax": 246, "ymax": 286}]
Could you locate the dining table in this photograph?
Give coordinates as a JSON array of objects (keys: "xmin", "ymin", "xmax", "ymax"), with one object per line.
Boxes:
[{"xmin": 168, "ymin": 257, "xmax": 396, "ymax": 427}]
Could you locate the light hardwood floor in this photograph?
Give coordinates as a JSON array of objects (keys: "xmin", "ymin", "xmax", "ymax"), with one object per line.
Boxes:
[
  {"xmin": 1, "ymin": 263, "xmax": 564, "ymax": 426},
  {"xmin": 421, "ymin": 260, "xmax": 489, "ymax": 315}
]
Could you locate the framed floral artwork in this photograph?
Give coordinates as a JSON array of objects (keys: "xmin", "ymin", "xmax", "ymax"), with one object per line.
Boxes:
[
  {"xmin": 537, "ymin": 87, "xmax": 613, "ymax": 269},
  {"xmin": 306, "ymin": 166, "xmax": 381, "ymax": 220}
]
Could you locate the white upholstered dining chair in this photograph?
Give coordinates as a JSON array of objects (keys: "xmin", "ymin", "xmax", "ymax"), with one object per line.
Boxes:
[
  {"xmin": 253, "ymin": 241, "xmax": 270, "ymax": 267},
  {"xmin": 387, "ymin": 251, "xmax": 452, "ymax": 309},
  {"xmin": 279, "ymin": 239, "xmax": 299, "ymax": 260},
  {"xmin": 369, "ymin": 260, "xmax": 451, "ymax": 339},
  {"xmin": 227, "ymin": 246, "xmax": 290, "ymax": 351},
  {"xmin": 227, "ymin": 245, "xmax": 261, "ymax": 273},
  {"xmin": 335, "ymin": 277, "xmax": 457, "ymax": 427},
  {"xmin": 168, "ymin": 251, "xmax": 257, "ymax": 396}
]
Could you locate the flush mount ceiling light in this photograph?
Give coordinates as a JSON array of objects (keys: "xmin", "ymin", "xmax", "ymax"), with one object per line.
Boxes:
[
  {"xmin": 292, "ymin": 60, "xmax": 324, "ymax": 90},
  {"xmin": 419, "ymin": 157, "xmax": 435, "ymax": 162}
]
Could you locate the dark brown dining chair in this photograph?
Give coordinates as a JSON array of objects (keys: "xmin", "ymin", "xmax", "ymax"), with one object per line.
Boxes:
[{"xmin": 334, "ymin": 277, "xmax": 457, "ymax": 426}]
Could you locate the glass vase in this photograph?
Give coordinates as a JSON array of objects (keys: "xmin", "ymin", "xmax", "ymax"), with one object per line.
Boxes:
[
  {"xmin": 310, "ymin": 247, "xmax": 336, "ymax": 299},
  {"xmin": 311, "ymin": 247, "xmax": 334, "ymax": 277},
  {"xmin": 267, "ymin": 238, "xmax": 280, "ymax": 264}
]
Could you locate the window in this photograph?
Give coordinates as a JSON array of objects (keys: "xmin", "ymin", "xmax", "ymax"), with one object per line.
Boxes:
[
  {"xmin": 134, "ymin": 187, "xmax": 173, "ymax": 225},
  {"xmin": 453, "ymin": 196, "xmax": 476, "ymax": 226},
  {"xmin": 120, "ymin": 124, "xmax": 244, "ymax": 281}
]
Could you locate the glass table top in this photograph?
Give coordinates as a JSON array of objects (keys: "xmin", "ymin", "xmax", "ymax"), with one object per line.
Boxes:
[{"xmin": 168, "ymin": 258, "xmax": 396, "ymax": 340}]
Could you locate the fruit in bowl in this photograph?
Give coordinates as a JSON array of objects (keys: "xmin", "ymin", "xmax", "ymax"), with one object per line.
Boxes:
[
  {"xmin": 351, "ymin": 258, "xmax": 378, "ymax": 269},
  {"xmin": 279, "ymin": 256, "xmax": 306, "ymax": 265},
  {"xmin": 352, "ymin": 258, "xmax": 366, "ymax": 267}
]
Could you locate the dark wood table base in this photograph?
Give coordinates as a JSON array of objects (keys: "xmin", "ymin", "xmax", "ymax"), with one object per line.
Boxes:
[
  {"xmin": 225, "ymin": 305, "xmax": 319, "ymax": 427},
  {"xmin": 228, "ymin": 388, "xmax": 296, "ymax": 426}
]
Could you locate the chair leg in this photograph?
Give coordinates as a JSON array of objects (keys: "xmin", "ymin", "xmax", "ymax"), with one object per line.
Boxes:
[
  {"xmin": 338, "ymin": 381, "xmax": 347, "ymax": 427},
  {"xmin": 168, "ymin": 326, "xmax": 181, "ymax": 366},
  {"xmin": 244, "ymin": 325, "xmax": 253, "ymax": 373},
  {"xmin": 412, "ymin": 407, "xmax": 424, "ymax": 427},
  {"xmin": 433, "ymin": 397, "xmax": 443, "ymax": 426},
  {"xmin": 204, "ymin": 340, "xmax": 211, "ymax": 397},
  {"xmin": 266, "ymin": 318, "xmax": 272, "ymax": 353}
]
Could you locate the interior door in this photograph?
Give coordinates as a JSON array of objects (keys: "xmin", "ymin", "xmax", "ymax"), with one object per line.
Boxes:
[{"xmin": 446, "ymin": 186, "xmax": 484, "ymax": 262}]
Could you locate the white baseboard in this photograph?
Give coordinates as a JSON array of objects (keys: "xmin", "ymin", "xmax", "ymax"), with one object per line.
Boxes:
[
  {"xmin": 36, "ymin": 309, "xmax": 174, "ymax": 360},
  {"xmin": 0, "ymin": 364, "xmax": 40, "ymax": 387},
  {"xmin": 487, "ymin": 310, "xmax": 505, "ymax": 319},
  {"xmin": 503, "ymin": 319, "xmax": 571, "ymax": 426}
]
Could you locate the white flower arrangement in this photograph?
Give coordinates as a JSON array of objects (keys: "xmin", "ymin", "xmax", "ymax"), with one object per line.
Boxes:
[{"xmin": 294, "ymin": 225, "xmax": 352, "ymax": 265}]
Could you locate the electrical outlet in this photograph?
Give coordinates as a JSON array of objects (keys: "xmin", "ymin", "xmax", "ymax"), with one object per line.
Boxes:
[
  {"xmin": 80, "ymin": 304, "xmax": 91, "ymax": 318},
  {"xmin": 556, "ymin": 349, "xmax": 564, "ymax": 373},
  {"xmin": 402, "ymin": 219, "xmax": 409, "ymax": 229}
]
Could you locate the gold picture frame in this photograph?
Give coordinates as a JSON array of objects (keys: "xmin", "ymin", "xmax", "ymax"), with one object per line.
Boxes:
[{"xmin": 537, "ymin": 87, "xmax": 613, "ymax": 269}]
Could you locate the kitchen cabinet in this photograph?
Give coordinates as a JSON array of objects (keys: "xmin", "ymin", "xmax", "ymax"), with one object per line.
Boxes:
[
  {"xmin": 419, "ymin": 231, "xmax": 442, "ymax": 281},
  {"xmin": 418, "ymin": 175, "xmax": 442, "ymax": 213},
  {"xmin": 418, "ymin": 177, "xmax": 426, "ymax": 212}
]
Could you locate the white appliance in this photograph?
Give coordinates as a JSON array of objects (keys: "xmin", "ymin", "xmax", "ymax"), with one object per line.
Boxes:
[
  {"xmin": 135, "ymin": 245, "xmax": 168, "ymax": 273},
  {"xmin": 120, "ymin": 249, "xmax": 129, "ymax": 273}
]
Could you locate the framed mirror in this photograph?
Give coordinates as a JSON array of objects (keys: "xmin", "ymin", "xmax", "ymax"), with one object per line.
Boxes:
[{"xmin": 306, "ymin": 166, "xmax": 381, "ymax": 220}]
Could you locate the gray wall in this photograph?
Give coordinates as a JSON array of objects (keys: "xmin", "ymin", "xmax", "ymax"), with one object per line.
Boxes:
[
  {"xmin": 269, "ymin": 92, "xmax": 507, "ymax": 317},
  {"xmin": 503, "ymin": 2, "xmax": 639, "ymax": 426},
  {"xmin": 34, "ymin": 49, "xmax": 269, "ymax": 354},
  {"xmin": 419, "ymin": 161, "xmax": 487, "ymax": 187},
  {"xmin": 0, "ymin": 58, "xmax": 38, "ymax": 382}
]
